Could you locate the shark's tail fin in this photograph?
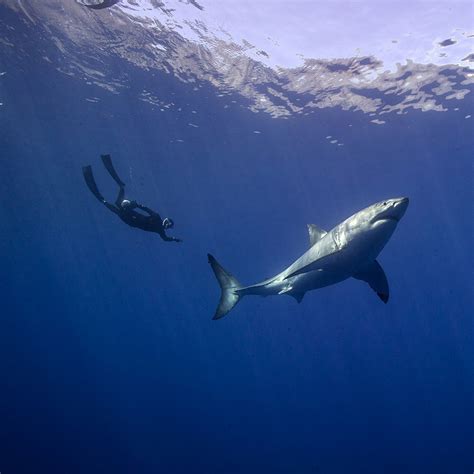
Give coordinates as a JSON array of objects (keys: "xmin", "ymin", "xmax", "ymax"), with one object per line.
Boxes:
[{"xmin": 208, "ymin": 254, "xmax": 242, "ymax": 320}]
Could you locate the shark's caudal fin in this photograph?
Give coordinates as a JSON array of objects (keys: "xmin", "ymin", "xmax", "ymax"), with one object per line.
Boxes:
[{"xmin": 208, "ymin": 254, "xmax": 242, "ymax": 320}]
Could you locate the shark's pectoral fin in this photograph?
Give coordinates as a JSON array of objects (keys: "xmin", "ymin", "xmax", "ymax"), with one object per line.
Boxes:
[
  {"xmin": 307, "ymin": 224, "xmax": 327, "ymax": 247},
  {"xmin": 353, "ymin": 260, "xmax": 389, "ymax": 304}
]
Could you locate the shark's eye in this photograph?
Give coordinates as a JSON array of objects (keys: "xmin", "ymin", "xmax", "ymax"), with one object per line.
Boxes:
[{"xmin": 383, "ymin": 201, "xmax": 387, "ymax": 205}]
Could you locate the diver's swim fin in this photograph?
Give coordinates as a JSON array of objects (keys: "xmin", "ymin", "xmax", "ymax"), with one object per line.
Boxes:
[
  {"xmin": 83, "ymin": 0, "xmax": 120, "ymax": 9},
  {"xmin": 82, "ymin": 165, "xmax": 105, "ymax": 203},
  {"xmin": 101, "ymin": 154, "xmax": 125, "ymax": 187}
]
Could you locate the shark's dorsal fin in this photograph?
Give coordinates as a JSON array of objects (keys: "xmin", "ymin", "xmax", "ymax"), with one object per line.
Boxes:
[
  {"xmin": 307, "ymin": 224, "xmax": 327, "ymax": 247},
  {"xmin": 353, "ymin": 260, "xmax": 389, "ymax": 303}
]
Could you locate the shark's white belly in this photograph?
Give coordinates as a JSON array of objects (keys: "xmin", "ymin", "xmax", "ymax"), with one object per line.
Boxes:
[
  {"xmin": 285, "ymin": 268, "xmax": 351, "ymax": 292},
  {"xmin": 272, "ymin": 247, "xmax": 359, "ymax": 295}
]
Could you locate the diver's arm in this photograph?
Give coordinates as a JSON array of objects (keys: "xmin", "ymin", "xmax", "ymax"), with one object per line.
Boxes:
[{"xmin": 159, "ymin": 232, "xmax": 182, "ymax": 243}]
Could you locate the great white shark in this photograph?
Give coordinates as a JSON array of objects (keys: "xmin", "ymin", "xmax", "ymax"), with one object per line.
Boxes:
[{"xmin": 208, "ymin": 197, "xmax": 409, "ymax": 319}]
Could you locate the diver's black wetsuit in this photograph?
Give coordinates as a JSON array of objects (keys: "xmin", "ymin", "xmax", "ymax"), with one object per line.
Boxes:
[
  {"xmin": 107, "ymin": 200, "xmax": 180, "ymax": 242},
  {"xmin": 83, "ymin": 155, "xmax": 181, "ymax": 243}
]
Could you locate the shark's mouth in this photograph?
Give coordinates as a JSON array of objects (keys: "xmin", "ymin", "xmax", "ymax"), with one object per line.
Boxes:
[{"xmin": 372, "ymin": 215, "xmax": 399, "ymax": 224}]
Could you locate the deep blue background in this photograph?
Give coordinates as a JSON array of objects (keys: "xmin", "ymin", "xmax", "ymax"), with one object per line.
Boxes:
[{"xmin": 0, "ymin": 16, "xmax": 473, "ymax": 474}]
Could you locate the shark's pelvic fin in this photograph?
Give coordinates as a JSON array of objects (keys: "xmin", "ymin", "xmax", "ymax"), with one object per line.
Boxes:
[
  {"xmin": 208, "ymin": 254, "xmax": 242, "ymax": 319},
  {"xmin": 353, "ymin": 260, "xmax": 389, "ymax": 303},
  {"xmin": 307, "ymin": 224, "xmax": 327, "ymax": 247},
  {"xmin": 291, "ymin": 292, "xmax": 305, "ymax": 303},
  {"xmin": 278, "ymin": 286, "xmax": 305, "ymax": 303}
]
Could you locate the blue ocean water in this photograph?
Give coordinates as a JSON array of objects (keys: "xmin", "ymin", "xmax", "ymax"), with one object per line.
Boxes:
[{"xmin": 0, "ymin": 3, "xmax": 473, "ymax": 473}]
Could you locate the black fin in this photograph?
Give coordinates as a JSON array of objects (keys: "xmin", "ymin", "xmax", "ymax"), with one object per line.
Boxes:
[
  {"xmin": 82, "ymin": 165, "xmax": 105, "ymax": 202},
  {"xmin": 101, "ymin": 154, "xmax": 125, "ymax": 187},
  {"xmin": 377, "ymin": 292, "xmax": 389, "ymax": 304},
  {"xmin": 83, "ymin": 0, "xmax": 120, "ymax": 9},
  {"xmin": 353, "ymin": 260, "xmax": 390, "ymax": 304},
  {"xmin": 292, "ymin": 292, "xmax": 305, "ymax": 304}
]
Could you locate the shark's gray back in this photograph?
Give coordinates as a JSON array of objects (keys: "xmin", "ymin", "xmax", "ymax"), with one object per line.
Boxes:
[
  {"xmin": 278, "ymin": 227, "xmax": 346, "ymax": 282},
  {"xmin": 238, "ymin": 226, "xmax": 343, "ymax": 295}
]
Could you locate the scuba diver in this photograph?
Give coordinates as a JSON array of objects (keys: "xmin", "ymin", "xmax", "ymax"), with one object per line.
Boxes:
[
  {"xmin": 83, "ymin": 155, "xmax": 182, "ymax": 243},
  {"xmin": 80, "ymin": 0, "xmax": 120, "ymax": 10}
]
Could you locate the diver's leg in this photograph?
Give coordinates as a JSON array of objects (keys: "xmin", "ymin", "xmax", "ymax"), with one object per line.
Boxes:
[
  {"xmin": 82, "ymin": 165, "xmax": 106, "ymax": 202},
  {"xmin": 101, "ymin": 154, "xmax": 125, "ymax": 187},
  {"xmin": 104, "ymin": 202, "xmax": 119, "ymax": 215},
  {"xmin": 114, "ymin": 186, "xmax": 125, "ymax": 207}
]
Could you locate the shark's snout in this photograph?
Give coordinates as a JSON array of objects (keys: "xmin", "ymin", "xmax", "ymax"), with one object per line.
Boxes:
[
  {"xmin": 371, "ymin": 197, "xmax": 409, "ymax": 224},
  {"xmin": 392, "ymin": 197, "xmax": 409, "ymax": 220}
]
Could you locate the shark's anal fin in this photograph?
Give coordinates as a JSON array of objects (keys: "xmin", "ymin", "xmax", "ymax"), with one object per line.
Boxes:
[
  {"xmin": 307, "ymin": 224, "xmax": 327, "ymax": 247},
  {"xmin": 353, "ymin": 260, "xmax": 389, "ymax": 303}
]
